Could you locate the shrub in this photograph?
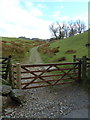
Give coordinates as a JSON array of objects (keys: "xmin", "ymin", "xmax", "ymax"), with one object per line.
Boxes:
[
  {"xmin": 2, "ymin": 41, "xmax": 7, "ymax": 43},
  {"xmin": 65, "ymin": 50, "xmax": 76, "ymax": 54},
  {"xmin": 57, "ymin": 57, "xmax": 66, "ymax": 61},
  {"xmin": 38, "ymin": 44, "xmax": 60, "ymax": 56},
  {"xmin": 50, "ymin": 47, "xmax": 60, "ymax": 53}
]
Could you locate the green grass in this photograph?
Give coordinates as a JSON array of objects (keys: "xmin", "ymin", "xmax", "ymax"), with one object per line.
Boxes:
[{"xmin": 39, "ymin": 31, "xmax": 89, "ymax": 63}]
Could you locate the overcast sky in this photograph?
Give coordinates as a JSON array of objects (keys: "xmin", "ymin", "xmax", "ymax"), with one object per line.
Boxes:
[{"xmin": 0, "ymin": 0, "xmax": 89, "ymax": 39}]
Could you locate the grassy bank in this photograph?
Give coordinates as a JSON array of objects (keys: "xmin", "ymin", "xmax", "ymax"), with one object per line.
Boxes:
[{"xmin": 38, "ymin": 31, "xmax": 88, "ymax": 63}]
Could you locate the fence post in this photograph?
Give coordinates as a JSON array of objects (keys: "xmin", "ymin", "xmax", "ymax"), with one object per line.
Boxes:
[
  {"xmin": 16, "ymin": 63, "xmax": 21, "ymax": 89},
  {"xmin": 78, "ymin": 59, "xmax": 82, "ymax": 83},
  {"xmin": 73, "ymin": 55, "xmax": 76, "ymax": 62},
  {"xmin": 11, "ymin": 65, "xmax": 15, "ymax": 89},
  {"xmin": 82, "ymin": 56, "xmax": 87, "ymax": 84}
]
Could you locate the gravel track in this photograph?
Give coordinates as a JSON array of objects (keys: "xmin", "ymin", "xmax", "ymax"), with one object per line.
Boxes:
[
  {"xmin": 2, "ymin": 46, "xmax": 89, "ymax": 118},
  {"xmin": 2, "ymin": 84, "xmax": 89, "ymax": 118}
]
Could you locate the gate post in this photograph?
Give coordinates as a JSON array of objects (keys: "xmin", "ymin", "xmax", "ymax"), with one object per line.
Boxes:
[
  {"xmin": 78, "ymin": 59, "xmax": 81, "ymax": 83},
  {"xmin": 82, "ymin": 56, "xmax": 87, "ymax": 84},
  {"xmin": 16, "ymin": 63, "xmax": 22, "ymax": 89}
]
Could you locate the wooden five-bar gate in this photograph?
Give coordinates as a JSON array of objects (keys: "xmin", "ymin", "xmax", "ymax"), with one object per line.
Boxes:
[
  {"xmin": 2, "ymin": 55, "xmax": 89, "ymax": 89},
  {"xmin": 12, "ymin": 62, "xmax": 81, "ymax": 89}
]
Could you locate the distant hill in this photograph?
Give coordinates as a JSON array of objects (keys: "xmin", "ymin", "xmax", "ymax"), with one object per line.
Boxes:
[
  {"xmin": 18, "ymin": 36, "xmax": 31, "ymax": 40},
  {"xmin": 18, "ymin": 36, "xmax": 43, "ymax": 41},
  {"xmin": 31, "ymin": 38, "xmax": 44, "ymax": 41}
]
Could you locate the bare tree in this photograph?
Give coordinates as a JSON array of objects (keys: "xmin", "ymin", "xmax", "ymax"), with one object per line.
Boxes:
[
  {"xmin": 49, "ymin": 20, "xmax": 86, "ymax": 40},
  {"xmin": 56, "ymin": 22, "xmax": 62, "ymax": 39},
  {"xmin": 68, "ymin": 21, "xmax": 77, "ymax": 37},
  {"xmin": 75, "ymin": 20, "xmax": 86, "ymax": 33},
  {"xmin": 57, "ymin": 22, "xmax": 67, "ymax": 39},
  {"xmin": 62, "ymin": 23, "xmax": 69, "ymax": 38},
  {"xmin": 49, "ymin": 23, "xmax": 58, "ymax": 39}
]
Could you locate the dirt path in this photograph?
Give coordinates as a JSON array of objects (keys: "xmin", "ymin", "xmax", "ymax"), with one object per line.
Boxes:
[
  {"xmin": 26, "ymin": 46, "xmax": 43, "ymax": 64},
  {"xmin": 2, "ymin": 46, "xmax": 90, "ymax": 118}
]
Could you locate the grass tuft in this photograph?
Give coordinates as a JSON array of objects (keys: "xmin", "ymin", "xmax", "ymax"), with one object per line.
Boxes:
[{"xmin": 65, "ymin": 50, "xmax": 76, "ymax": 54}]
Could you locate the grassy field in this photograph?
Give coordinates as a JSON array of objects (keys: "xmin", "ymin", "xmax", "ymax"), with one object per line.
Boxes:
[
  {"xmin": 38, "ymin": 31, "xmax": 89, "ymax": 63},
  {"xmin": 0, "ymin": 37, "xmax": 45, "ymax": 63}
]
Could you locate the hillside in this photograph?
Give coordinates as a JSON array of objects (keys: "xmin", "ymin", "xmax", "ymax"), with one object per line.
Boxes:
[
  {"xmin": 38, "ymin": 31, "xmax": 89, "ymax": 63},
  {"xmin": 0, "ymin": 37, "xmax": 45, "ymax": 63}
]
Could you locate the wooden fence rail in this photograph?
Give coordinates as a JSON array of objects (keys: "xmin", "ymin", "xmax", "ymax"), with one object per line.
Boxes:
[{"xmin": 0, "ymin": 55, "xmax": 12, "ymax": 82}]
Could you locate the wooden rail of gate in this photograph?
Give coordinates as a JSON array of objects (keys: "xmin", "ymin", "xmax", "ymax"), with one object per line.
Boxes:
[
  {"xmin": 0, "ymin": 55, "xmax": 12, "ymax": 82},
  {"xmin": 12, "ymin": 62, "xmax": 81, "ymax": 89}
]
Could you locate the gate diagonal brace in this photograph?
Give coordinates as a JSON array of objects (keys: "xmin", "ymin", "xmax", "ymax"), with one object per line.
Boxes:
[
  {"xmin": 21, "ymin": 66, "xmax": 39, "ymax": 89},
  {"xmin": 37, "ymin": 65, "xmax": 53, "ymax": 85},
  {"xmin": 39, "ymin": 76, "xmax": 52, "ymax": 85},
  {"xmin": 53, "ymin": 64, "xmax": 78, "ymax": 85},
  {"xmin": 22, "ymin": 77, "xmax": 39, "ymax": 89},
  {"xmin": 21, "ymin": 66, "xmax": 39, "ymax": 77},
  {"xmin": 38, "ymin": 65, "xmax": 53, "ymax": 76},
  {"xmin": 22, "ymin": 65, "xmax": 52, "ymax": 88}
]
